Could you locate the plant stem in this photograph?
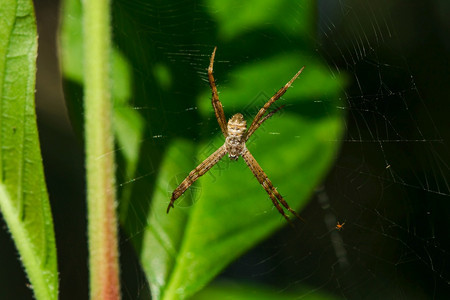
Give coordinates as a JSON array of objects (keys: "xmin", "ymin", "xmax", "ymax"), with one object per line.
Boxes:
[{"xmin": 83, "ymin": 0, "xmax": 121, "ymax": 298}]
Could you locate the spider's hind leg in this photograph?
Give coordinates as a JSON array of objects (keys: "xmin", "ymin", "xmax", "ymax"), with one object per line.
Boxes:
[
  {"xmin": 242, "ymin": 149, "xmax": 303, "ymax": 225},
  {"xmin": 271, "ymin": 187, "xmax": 305, "ymax": 222},
  {"xmin": 266, "ymin": 188, "xmax": 295, "ymax": 227}
]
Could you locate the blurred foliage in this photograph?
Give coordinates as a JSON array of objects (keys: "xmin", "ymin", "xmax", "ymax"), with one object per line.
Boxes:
[
  {"xmin": 59, "ymin": 0, "xmax": 344, "ymax": 299},
  {"xmin": 193, "ymin": 280, "xmax": 340, "ymax": 300}
]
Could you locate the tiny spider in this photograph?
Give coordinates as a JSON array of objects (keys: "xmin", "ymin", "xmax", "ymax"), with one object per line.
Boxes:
[
  {"xmin": 167, "ymin": 47, "xmax": 305, "ymax": 225},
  {"xmin": 336, "ymin": 222, "xmax": 345, "ymax": 231}
]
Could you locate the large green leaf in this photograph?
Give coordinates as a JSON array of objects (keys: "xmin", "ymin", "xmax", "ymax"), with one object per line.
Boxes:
[{"xmin": 0, "ymin": 1, "xmax": 58, "ymax": 299}]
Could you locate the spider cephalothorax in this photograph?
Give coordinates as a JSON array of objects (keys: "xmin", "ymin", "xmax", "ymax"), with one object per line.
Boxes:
[
  {"xmin": 226, "ymin": 113, "xmax": 247, "ymax": 160},
  {"xmin": 167, "ymin": 47, "xmax": 304, "ymax": 225}
]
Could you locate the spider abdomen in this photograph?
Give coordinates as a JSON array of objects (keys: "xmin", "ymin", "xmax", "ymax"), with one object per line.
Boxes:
[
  {"xmin": 226, "ymin": 113, "xmax": 247, "ymax": 160},
  {"xmin": 225, "ymin": 136, "xmax": 245, "ymax": 160}
]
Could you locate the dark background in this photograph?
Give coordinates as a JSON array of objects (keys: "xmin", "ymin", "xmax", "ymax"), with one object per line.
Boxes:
[{"xmin": 0, "ymin": 0, "xmax": 449, "ymax": 299}]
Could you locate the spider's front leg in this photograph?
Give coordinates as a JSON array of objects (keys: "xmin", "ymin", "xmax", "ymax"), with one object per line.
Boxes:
[
  {"xmin": 244, "ymin": 66, "xmax": 304, "ymax": 141},
  {"xmin": 208, "ymin": 47, "xmax": 228, "ymax": 137}
]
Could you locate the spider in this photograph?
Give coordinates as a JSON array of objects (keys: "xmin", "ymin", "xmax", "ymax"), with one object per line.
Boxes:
[
  {"xmin": 167, "ymin": 47, "xmax": 305, "ymax": 225},
  {"xmin": 336, "ymin": 222, "xmax": 345, "ymax": 231}
]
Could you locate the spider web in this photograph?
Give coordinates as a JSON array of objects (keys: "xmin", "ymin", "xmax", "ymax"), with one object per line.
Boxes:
[{"xmin": 112, "ymin": 0, "xmax": 450, "ymax": 298}]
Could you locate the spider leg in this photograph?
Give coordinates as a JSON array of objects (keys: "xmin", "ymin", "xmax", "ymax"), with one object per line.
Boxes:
[
  {"xmin": 208, "ymin": 47, "xmax": 228, "ymax": 137},
  {"xmin": 242, "ymin": 149, "xmax": 303, "ymax": 225},
  {"xmin": 245, "ymin": 66, "xmax": 304, "ymax": 141},
  {"xmin": 269, "ymin": 181, "xmax": 305, "ymax": 222},
  {"xmin": 265, "ymin": 185, "xmax": 295, "ymax": 227},
  {"xmin": 245, "ymin": 104, "xmax": 285, "ymax": 142},
  {"xmin": 168, "ymin": 145, "xmax": 227, "ymax": 213}
]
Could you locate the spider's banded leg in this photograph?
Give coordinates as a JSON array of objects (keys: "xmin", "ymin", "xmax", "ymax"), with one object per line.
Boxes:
[
  {"xmin": 242, "ymin": 149, "xmax": 302, "ymax": 224},
  {"xmin": 243, "ymin": 150, "xmax": 305, "ymax": 221},
  {"xmin": 265, "ymin": 185, "xmax": 294, "ymax": 227},
  {"xmin": 245, "ymin": 66, "xmax": 304, "ymax": 141},
  {"xmin": 245, "ymin": 105, "xmax": 285, "ymax": 142},
  {"xmin": 269, "ymin": 182, "xmax": 305, "ymax": 222},
  {"xmin": 167, "ymin": 145, "xmax": 227, "ymax": 213},
  {"xmin": 208, "ymin": 47, "xmax": 228, "ymax": 137},
  {"xmin": 241, "ymin": 149, "xmax": 293, "ymax": 225}
]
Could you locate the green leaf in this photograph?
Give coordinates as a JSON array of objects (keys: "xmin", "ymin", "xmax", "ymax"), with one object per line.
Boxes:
[
  {"xmin": 141, "ymin": 140, "xmax": 197, "ymax": 300},
  {"xmin": 0, "ymin": 1, "xmax": 58, "ymax": 299},
  {"xmin": 207, "ymin": 0, "xmax": 315, "ymax": 40},
  {"xmin": 194, "ymin": 280, "xmax": 340, "ymax": 300}
]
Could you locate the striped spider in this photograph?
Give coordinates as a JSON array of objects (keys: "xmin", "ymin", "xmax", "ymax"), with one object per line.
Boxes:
[{"xmin": 167, "ymin": 47, "xmax": 304, "ymax": 225}]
